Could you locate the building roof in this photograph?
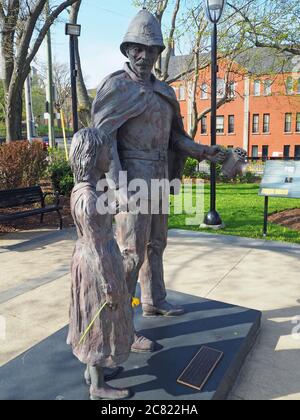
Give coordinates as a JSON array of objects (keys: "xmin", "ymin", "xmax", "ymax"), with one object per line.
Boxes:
[
  {"xmin": 164, "ymin": 48, "xmax": 300, "ymax": 81},
  {"xmin": 235, "ymin": 48, "xmax": 298, "ymax": 75}
]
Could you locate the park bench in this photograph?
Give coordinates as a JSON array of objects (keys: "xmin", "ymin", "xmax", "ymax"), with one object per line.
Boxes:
[{"xmin": 0, "ymin": 186, "xmax": 63, "ymax": 230}]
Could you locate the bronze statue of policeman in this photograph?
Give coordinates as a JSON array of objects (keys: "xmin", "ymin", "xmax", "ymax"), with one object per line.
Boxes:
[{"xmin": 92, "ymin": 9, "xmax": 226, "ymax": 353}]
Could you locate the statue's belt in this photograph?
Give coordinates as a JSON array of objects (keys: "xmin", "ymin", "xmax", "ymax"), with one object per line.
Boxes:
[{"xmin": 119, "ymin": 150, "xmax": 168, "ymax": 162}]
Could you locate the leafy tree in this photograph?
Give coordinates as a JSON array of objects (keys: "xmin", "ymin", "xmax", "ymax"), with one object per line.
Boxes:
[
  {"xmin": 228, "ymin": 0, "xmax": 300, "ymax": 55},
  {"xmin": 0, "ymin": 0, "xmax": 80, "ymax": 142}
]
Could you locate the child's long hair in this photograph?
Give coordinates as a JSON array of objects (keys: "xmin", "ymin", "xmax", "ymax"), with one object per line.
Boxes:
[{"xmin": 69, "ymin": 128, "xmax": 110, "ymax": 183}]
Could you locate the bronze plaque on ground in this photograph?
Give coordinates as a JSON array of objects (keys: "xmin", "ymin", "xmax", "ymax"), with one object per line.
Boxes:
[{"xmin": 177, "ymin": 346, "xmax": 223, "ymax": 391}]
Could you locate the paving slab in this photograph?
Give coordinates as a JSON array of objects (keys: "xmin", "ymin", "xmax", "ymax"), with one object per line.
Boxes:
[{"xmin": 0, "ymin": 229, "xmax": 76, "ymax": 295}]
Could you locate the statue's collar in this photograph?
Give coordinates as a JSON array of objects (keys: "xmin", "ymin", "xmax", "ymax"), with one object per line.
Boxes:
[{"xmin": 124, "ymin": 62, "xmax": 156, "ymax": 87}]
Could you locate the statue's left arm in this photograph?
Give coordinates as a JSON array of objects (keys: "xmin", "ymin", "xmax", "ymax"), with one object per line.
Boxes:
[
  {"xmin": 167, "ymin": 90, "xmax": 226, "ymax": 164},
  {"xmin": 171, "ymin": 129, "xmax": 226, "ymax": 164}
]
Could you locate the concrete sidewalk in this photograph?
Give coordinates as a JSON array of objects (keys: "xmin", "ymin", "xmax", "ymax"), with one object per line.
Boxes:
[{"xmin": 0, "ymin": 228, "xmax": 300, "ymax": 400}]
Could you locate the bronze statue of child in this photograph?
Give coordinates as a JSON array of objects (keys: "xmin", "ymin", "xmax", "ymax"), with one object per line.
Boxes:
[{"xmin": 67, "ymin": 128, "xmax": 134, "ymax": 400}]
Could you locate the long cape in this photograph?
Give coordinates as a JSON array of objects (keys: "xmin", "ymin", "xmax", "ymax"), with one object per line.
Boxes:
[{"xmin": 91, "ymin": 66, "xmax": 187, "ymax": 183}]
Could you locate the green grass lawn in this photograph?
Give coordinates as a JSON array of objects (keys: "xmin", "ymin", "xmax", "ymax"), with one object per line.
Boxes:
[{"xmin": 169, "ymin": 183, "xmax": 300, "ymax": 244}]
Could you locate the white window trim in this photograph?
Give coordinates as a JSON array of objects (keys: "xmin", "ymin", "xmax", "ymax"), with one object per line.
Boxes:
[
  {"xmin": 263, "ymin": 80, "xmax": 272, "ymax": 96},
  {"xmin": 286, "ymin": 77, "xmax": 294, "ymax": 95},
  {"xmin": 217, "ymin": 78, "xmax": 226, "ymax": 99},
  {"xmin": 254, "ymin": 80, "xmax": 261, "ymax": 96},
  {"xmin": 178, "ymin": 85, "xmax": 186, "ymax": 101},
  {"xmin": 200, "ymin": 83, "xmax": 208, "ymax": 100}
]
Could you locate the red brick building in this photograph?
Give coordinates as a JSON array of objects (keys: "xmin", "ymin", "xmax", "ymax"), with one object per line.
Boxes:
[{"xmin": 170, "ymin": 48, "xmax": 300, "ymax": 158}]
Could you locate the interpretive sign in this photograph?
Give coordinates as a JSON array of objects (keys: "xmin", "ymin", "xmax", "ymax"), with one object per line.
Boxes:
[
  {"xmin": 259, "ymin": 161, "xmax": 300, "ymax": 199},
  {"xmin": 259, "ymin": 161, "xmax": 300, "ymax": 236}
]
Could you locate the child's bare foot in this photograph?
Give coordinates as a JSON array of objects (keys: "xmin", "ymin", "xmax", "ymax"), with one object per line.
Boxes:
[{"xmin": 90, "ymin": 384, "xmax": 131, "ymax": 400}]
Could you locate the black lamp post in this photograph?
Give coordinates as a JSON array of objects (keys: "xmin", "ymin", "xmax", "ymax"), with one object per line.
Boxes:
[
  {"xmin": 203, "ymin": 0, "xmax": 226, "ymax": 228},
  {"xmin": 65, "ymin": 23, "xmax": 81, "ymax": 134}
]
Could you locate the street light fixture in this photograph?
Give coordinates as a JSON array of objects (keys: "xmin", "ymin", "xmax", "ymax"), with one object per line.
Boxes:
[
  {"xmin": 65, "ymin": 23, "xmax": 82, "ymax": 37},
  {"xmin": 65, "ymin": 23, "xmax": 81, "ymax": 134},
  {"xmin": 204, "ymin": 0, "xmax": 226, "ymax": 23},
  {"xmin": 203, "ymin": 0, "xmax": 226, "ymax": 228}
]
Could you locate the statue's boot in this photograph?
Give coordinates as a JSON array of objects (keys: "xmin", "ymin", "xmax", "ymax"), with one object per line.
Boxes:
[
  {"xmin": 84, "ymin": 366, "xmax": 123, "ymax": 386},
  {"xmin": 131, "ymin": 332, "xmax": 156, "ymax": 353},
  {"xmin": 89, "ymin": 365, "xmax": 132, "ymax": 401},
  {"xmin": 143, "ymin": 301, "xmax": 185, "ymax": 317},
  {"xmin": 90, "ymin": 385, "xmax": 131, "ymax": 401}
]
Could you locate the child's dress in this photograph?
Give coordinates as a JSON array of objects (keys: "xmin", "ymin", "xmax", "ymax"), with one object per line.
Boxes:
[{"xmin": 67, "ymin": 182, "xmax": 134, "ymax": 367}]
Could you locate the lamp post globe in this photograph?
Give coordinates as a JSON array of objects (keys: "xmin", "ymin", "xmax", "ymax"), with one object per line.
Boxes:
[{"xmin": 203, "ymin": 0, "xmax": 227, "ymax": 23}]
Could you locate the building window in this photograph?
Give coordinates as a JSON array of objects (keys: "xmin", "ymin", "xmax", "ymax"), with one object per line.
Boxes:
[
  {"xmin": 262, "ymin": 145, "xmax": 269, "ymax": 159},
  {"xmin": 284, "ymin": 145, "xmax": 290, "ymax": 159},
  {"xmin": 295, "ymin": 146, "xmax": 300, "ymax": 159},
  {"xmin": 286, "ymin": 77, "xmax": 294, "ymax": 95},
  {"xmin": 263, "ymin": 79, "xmax": 272, "ymax": 96},
  {"xmin": 200, "ymin": 83, "xmax": 208, "ymax": 100},
  {"xmin": 178, "ymin": 85, "xmax": 186, "ymax": 101},
  {"xmin": 228, "ymin": 145, "xmax": 234, "ymax": 149},
  {"xmin": 254, "ymin": 80, "xmax": 261, "ymax": 96},
  {"xmin": 296, "ymin": 113, "xmax": 300, "ymax": 133},
  {"xmin": 297, "ymin": 78, "xmax": 300, "ymax": 94},
  {"xmin": 252, "ymin": 146, "xmax": 259, "ymax": 158},
  {"xmin": 229, "ymin": 81, "xmax": 236, "ymax": 98},
  {"xmin": 216, "ymin": 116, "xmax": 224, "ymax": 134},
  {"xmin": 263, "ymin": 114, "xmax": 270, "ymax": 133},
  {"xmin": 217, "ymin": 78, "xmax": 225, "ymax": 99},
  {"xmin": 201, "ymin": 116, "xmax": 207, "ymax": 134},
  {"xmin": 228, "ymin": 115, "xmax": 235, "ymax": 134},
  {"xmin": 285, "ymin": 113, "xmax": 292, "ymax": 133},
  {"xmin": 252, "ymin": 114, "xmax": 259, "ymax": 133}
]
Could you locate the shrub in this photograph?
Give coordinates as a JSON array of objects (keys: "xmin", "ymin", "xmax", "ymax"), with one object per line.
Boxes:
[
  {"xmin": 241, "ymin": 171, "xmax": 258, "ymax": 183},
  {"xmin": 59, "ymin": 174, "xmax": 74, "ymax": 196},
  {"xmin": 0, "ymin": 141, "xmax": 47, "ymax": 190},
  {"xmin": 183, "ymin": 158, "xmax": 199, "ymax": 178},
  {"xmin": 45, "ymin": 148, "xmax": 74, "ymax": 196}
]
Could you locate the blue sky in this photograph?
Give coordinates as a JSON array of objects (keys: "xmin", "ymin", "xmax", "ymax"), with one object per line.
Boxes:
[{"xmin": 38, "ymin": 0, "xmax": 141, "ymax": 88}]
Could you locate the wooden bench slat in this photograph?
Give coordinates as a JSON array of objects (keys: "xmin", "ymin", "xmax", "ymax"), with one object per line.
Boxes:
[
  {"xmin": 0, "ymin": 205, "xmax": 62, "ymax": 221},
  {"xmin": 0, "ymin": 186, "xmax": 42, "ymax": 209},
  {"xmin": 0, "ymin": 186, "xmax": 63, "ymax": 230}
]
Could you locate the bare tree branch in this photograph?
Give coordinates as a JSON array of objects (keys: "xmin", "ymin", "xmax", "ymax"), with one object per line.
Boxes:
[{"xmin": 24, "ymin": 0, "xmax": 80, "ymax": 69}]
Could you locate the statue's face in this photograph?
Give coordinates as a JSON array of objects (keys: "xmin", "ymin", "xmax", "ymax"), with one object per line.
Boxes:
[{"xmin": 126, "ymin": 43, "xmax": 160, "ymax": 79}]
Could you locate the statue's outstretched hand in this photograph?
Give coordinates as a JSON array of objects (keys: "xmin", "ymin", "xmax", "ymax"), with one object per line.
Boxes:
[{"xmin": 205, "ymin": 146, "xmax": 227, "ymax": 164}]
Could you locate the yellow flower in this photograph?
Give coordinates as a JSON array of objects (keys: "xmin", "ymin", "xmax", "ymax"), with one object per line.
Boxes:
[{"xmin": 132, "ymin": 297, "xmax": 141, "ymax": 308}]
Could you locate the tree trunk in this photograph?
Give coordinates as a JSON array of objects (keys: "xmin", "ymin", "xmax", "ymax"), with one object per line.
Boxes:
[
  {"xmin": 74, "ymin": 37, "xmax": 92, "ymax": 127},
  {"xmin": 5, "ymin": 86, "xmax": 23, "ymax": 142},
  {"xmin": 70, "ymin": 0, "xmax": 91, "ymax": 127}
]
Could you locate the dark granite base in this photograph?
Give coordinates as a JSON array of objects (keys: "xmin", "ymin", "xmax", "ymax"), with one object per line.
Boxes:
[{"xmin": 0, "ymin": 290, "xmax": 261, "ymax": 400}]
